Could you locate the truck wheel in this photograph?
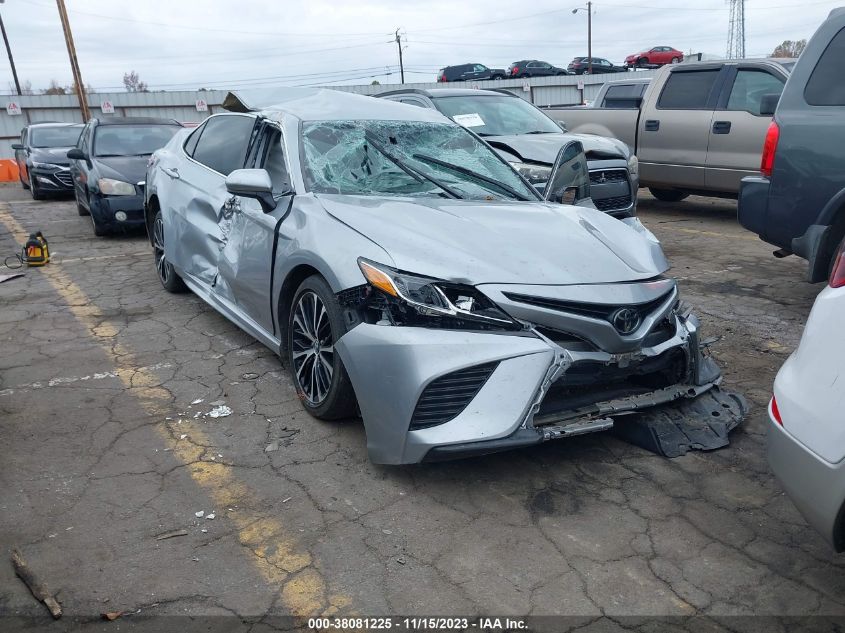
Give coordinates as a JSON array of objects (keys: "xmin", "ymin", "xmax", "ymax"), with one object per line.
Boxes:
[{"xmin": 649, "ymin": 187, "xmax": 688, "ymax": 202}]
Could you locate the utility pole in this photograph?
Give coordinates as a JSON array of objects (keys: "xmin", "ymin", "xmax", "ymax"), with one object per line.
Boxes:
[
  {"xmin": 394, "ymin": 29, "xmax": 405, "ymax": 84},
  {"xmin": 55, "ymin": 0, "xmax": 90, "ymax": 120},
  {"xmin": 0, "ymin": 2, "xmax": 21, "ymax": 95},
  {"xmin": 572, "ymin": 2, "xmax": 593, "ymax": 75}
]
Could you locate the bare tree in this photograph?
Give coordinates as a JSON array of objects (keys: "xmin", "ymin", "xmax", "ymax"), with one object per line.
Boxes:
[
  {"xmin": 770, "ymin": 39, "xmax": 807, "ymax": 58},
  {"xmin": 122, "ymin": 70, "xmax": 148, "ymax": 92},
  {"xmin": 43, "ymin": 80, "xmax": 66, "ymax": 95},
  {"xmin": 10, "ymin": 79, "xmax": 34, "ymax": 95},
  {"xmin": 68, "ymin": 81, "xmax": 96, "ymax": 95}
]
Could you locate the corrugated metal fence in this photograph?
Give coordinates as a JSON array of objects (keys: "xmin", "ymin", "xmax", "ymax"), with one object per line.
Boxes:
[{"xmin": 1, "ymin": 69, "xmax": 658, "ymax": 158}]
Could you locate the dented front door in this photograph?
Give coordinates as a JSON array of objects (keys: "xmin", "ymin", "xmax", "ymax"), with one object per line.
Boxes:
[{"xmin": 215, "ymin": 124, "xmax": 292, "ymax": 336}]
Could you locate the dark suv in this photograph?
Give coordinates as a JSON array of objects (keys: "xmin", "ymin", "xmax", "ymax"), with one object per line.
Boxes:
[
  {"xmin": 12, "ymin": 122, "xmax": 83, "ymax": 200},
  {"xmin": 436, "ymin": 64, "xmax": 506, "ymax": 82},
  {"xmin": 508, "ymin": 60, "xmax": 569, "ymax": 78},
  {"xmin": 568, "ymin": 57, "xmax": 628, "ymax": 75},
  {"xmin": 738, "ymin": 7, "xmax": 845, "ymax": 282}
]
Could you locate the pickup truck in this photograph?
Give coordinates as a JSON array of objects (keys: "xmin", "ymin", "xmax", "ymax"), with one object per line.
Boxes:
[
  {"xmin": 544, "ymin": 60, "xmax": 795, "ymax": 201},
  {"xmin": 738, "ymin": 8, "xmax": 845, "ymax": 283}
]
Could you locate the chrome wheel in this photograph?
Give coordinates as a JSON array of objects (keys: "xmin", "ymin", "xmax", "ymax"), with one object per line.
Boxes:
[
  {"xmin": 291, "ymin": 290, "xmax": 335, "ymax": 406},
  {"xmin": 153, "ymin": 215, "xmax": 169, "ymax": 285}
]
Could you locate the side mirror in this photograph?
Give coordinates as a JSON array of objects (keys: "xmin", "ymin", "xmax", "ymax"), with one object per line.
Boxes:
[
  {"xmin": 66, "ymin": 148, "xmax": 87, "ymax": 161},
  {"xmin": 225, "ymin": 168, "xmax": 277, "ymax": 213},
  {"xmin": 544, "ymin": 141, "xmax": 591, "ymax": 206},
  {"xmin": 556, "ymin": 120, "xmax": 569, "ymax": 132},
  {"xmin": 759, "ymin": 93, "xmax": 780, "ymax": 117},
  {"xmin": 11, "ymin": 143, "xmax": 23, "ymax": 150}
]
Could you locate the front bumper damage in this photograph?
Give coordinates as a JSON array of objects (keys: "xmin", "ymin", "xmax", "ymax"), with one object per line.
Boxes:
[{"xmin": 335, "ymin": 301, "xmax": 746, "ymax": 465}]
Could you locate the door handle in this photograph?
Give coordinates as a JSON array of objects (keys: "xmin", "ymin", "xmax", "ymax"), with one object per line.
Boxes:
[
  {"xmin": 644, "ymin": 119, "xmax": 660, "ymax": 131},
  {"xmin": 712, "ymin": 120, "xmax": 732, "ymax": 134},
  {"xmin": 162, "ymin": 167, "xmax": 180, "ymax": 179}
]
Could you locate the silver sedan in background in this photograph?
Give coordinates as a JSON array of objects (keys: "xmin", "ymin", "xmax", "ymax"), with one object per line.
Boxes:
[{"xmin": 144, "ymin": 88, "xmax": 743, "ymax": 464}]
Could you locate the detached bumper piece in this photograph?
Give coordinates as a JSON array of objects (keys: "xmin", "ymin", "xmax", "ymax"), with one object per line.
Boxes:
[{"xmin": 611, "ymin": 387, "xmax": 747, "ymax": 457}]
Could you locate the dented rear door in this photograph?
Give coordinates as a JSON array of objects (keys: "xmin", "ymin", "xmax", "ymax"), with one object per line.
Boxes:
[{"xmin": 172, "ymin": 114, "xmax": 258, "ymax": 287}]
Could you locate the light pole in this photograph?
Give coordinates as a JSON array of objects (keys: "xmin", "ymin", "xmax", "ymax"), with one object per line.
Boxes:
[
  {"xmin": 572, "ymin": 2, "xmax": 593, "ymax": 76},
  {"xmin": 0, "ymin": 0, "xmax": 22, "ymax": 95}
]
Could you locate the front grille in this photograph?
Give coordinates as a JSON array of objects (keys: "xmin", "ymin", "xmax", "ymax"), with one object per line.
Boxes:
[
  {"xmin": 410, "ymin": 362, "xmax": 498, "ymax": 430},
  {"xmin": 503, "ymin": 291, "xmax": 673, "ymax": 324},
  {"xmin": 54, "ymin": 171, "xmax": 73, "ymax": 187},
  {"xmin": 589, "ymin": 169, "xmax": 628, "ymax": 184},
  {"xmin": 594, "ymin": 194, "xmax": 632, "ymax": 211}
]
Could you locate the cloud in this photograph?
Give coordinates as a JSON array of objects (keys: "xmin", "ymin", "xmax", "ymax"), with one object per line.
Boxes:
[{"xmin": 1, "ymin": 0, "xmax": 837, "ymax": 93}]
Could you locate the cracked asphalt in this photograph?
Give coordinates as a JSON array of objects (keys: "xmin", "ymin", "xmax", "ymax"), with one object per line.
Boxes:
[{"xmin": 1, "ymin": 183, "xmax": 844, "ymax": 629}]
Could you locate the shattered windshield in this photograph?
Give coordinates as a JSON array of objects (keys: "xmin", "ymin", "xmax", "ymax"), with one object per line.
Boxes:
[
  {"xmin": 431, "ymin": 95, "xmax": 561, "ymax": 137},
  {"xmin": 300, "ymin": 120, "xmax": 538, "ymax": 201}
]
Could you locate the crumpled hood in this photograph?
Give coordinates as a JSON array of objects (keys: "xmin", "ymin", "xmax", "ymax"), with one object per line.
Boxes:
[
  {"xmin": 30, "ymin": 147, "xmax": 74, "ymax": 166},
  {"xmin": 485, "ymin": 132, "xmax": 629, "ymax": 165},
  {"xmin": 93, "ymin": 156, "xmax": 148, "ymax": 185},
  {"xmin": 318, "ymin": 194, "xmax": 667, "ymax": 285}
]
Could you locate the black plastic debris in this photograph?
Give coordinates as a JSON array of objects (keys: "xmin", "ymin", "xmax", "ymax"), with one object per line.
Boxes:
[{"xmin": 612, "ymin": 388, "xmax": 748, "ymax": 457}]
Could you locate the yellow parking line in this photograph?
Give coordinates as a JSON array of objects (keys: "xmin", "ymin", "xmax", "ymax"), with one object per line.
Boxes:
[{"xmin": 0, "ymin": 203, "xmax": 349, "ymax": 618}]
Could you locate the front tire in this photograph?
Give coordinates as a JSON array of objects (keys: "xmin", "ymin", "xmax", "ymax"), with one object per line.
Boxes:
[
  {"xmin": 649, "ymin": 187, "xmax": 689, "ymax": 202},
  {"xmin": 75, "ymin": 189, "xmax": 89, "ymax": 216},
  {"xmin": 287, "ymin": 275, "xmax": 357, "ymax": 420},
  {"xmin": 29, "ymin": 174, "xmax": 45, "ymax": 200},
  {"xmin": 637, "ymin": 57, "xmax": 649, "ymax": 68},
  {"xmin": 152, "ymin": 211, "xmax": 188, "ymax": 292}
]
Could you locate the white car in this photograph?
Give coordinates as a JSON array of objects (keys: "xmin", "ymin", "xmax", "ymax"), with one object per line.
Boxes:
[{"xmin": 769, "ymin": 239, "xmax": 845, "ymax": 550}]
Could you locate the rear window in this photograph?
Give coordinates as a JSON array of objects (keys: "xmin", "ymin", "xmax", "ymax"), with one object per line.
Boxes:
[
  {"xmin": 804, "ymin": 26, "xmax": 845, "ymax": 106},
  {"xmin": 657, "ymin": 69, "xmax": 720, "ymax": 109},
  {"xmin": 602, "ymin": 83, "xmax": 647, "ymax": 108}
]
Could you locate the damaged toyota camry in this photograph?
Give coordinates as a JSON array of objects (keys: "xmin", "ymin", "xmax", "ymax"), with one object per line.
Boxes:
[{"xmin": 144, "ymin": 87, "xmax": 744, "ymax": 464}]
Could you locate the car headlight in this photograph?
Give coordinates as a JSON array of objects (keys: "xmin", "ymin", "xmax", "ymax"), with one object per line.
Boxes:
[
  {"xmin": 98, "ymin": 178, "xmax": 136, "ymax": 196},
  {"xmin": 627, "ymin": 154, "xmax": 639, "ymax": 178},
  {"xmin": 509, "ymin": 161, "xmax": 552, "ymax": 185},
  {"xmin": 31, "ymin": 161, "xmax": 63, "ymax": 170},
  {"xmin": 357, "ymin": 258, "xmax": 520, "ymax": 330}
]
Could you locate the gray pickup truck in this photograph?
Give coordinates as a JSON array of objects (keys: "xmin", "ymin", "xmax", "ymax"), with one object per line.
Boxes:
[{"xmin": 545, "ymin": 59, "xmax": 794, "ymax": 201}]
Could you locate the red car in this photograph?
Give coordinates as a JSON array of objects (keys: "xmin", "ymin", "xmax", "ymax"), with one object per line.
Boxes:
[{"xmin": 625, "ymin": 46, "xmax": 683, "ymax": 68}]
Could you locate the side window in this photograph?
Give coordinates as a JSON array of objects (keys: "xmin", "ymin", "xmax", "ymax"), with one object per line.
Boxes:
[
  {"xmin": 474, "ymin": 65, "xmax": 486, "ymax": 73},
  {"xmin": 657, "ymin": 69, "xmax": 721, "ymax": 109},
  {"xmin": 726, "ymin": 70, "xmax": 785, "ymax": 115},
  {"xmin": 191, "ymin": 115, "xmax": 256, "ymax": 176},
  {"xmin": 258, "ymin": 129, "xmax": 290, "ymax": 195},
  {"xmin": 805, "ymin": 26, "xmax": 845, "ymax": 106},
  {"xmin": 183, "ymin": 123, "xmax": 204, "ymax": 156}
]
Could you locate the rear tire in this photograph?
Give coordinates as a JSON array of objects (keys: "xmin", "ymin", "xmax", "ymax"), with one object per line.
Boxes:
[
  {"xmin": 671, "ymin": 57, "xmax": 681, "ymax": 64},
  {"xmin": 152, "ymin": 211, "xmax": 188, "ymax": 293},
  {"xmin": 649, "ymin": 187, "xmax": 689, "ymax": 203},
  {"xmin": 287, "ymin": 275, "xmax": 357, "ymax": 420},
  {"xmin": 491, "ymin": 74, "xmax": 504, "ymax": 80}
]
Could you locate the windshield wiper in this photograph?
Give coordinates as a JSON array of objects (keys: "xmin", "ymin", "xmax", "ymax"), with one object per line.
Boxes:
[
  {"xmin": 412, "ymin": 153, "xmax": 533, "ymax": 202},
  {"xmin": 524, "ymin": 130, "xmax": 555, "ymax": 134},
  {"xmin": 363, "ymin": 132, "xmax": 461, "ymax": 199},
  {"xmin": 95, "ymin": 154, "xmax": 132, "ymax": 158}
]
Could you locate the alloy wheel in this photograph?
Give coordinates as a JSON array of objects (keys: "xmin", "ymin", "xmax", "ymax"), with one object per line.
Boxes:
[
  {"xmin": 291, "ymin": 290, "xmax": 335, "ymax": 406},
  {"xmin": 153, "ymin": 215, "xmax": 169, "ymax": 285}
]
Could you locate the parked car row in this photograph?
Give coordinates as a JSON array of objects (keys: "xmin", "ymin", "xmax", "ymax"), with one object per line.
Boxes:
[{"xmin": 437, "ymin": 47, "xmax": 684, "ymax": 82}]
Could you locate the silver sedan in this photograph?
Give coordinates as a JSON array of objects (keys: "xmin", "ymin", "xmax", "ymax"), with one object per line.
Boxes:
[{"xmin": 143, "ymin": 88, "xmax": 742, "ymax": 464}]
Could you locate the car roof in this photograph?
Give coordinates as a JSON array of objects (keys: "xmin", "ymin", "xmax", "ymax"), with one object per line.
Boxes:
[
  {"xmin": 223, "ymin": 88, "xmax": 451, "ymax": 123},
  {"xmin": 27, "ymin": 121, "xmax": 83, "ymax": 129},
  {"xmin": 377, "ymin": 88, "xmax": 518, "ymax": 99},
  {"xmin": 94, "ymin": 116, "xmax": 181, "ymax": 126}
]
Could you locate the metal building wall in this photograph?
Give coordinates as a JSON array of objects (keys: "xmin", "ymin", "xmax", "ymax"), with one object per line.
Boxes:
[{"xmin": 0, "ymin": 70, "xmax": 657, "ymax": 157}]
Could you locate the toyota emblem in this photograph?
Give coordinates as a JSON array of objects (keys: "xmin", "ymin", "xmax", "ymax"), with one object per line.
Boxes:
[{"xmin": 610, "ymin": 307, "xmax": 640, "ymax": 334}]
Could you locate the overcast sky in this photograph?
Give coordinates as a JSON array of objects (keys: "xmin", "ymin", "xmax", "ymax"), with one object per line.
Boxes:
[{"xmin": 0, "ymin": 0, "xmax": 840, "ymax": 94}]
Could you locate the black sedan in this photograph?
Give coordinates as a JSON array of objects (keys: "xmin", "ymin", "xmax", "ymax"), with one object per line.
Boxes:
[
  {"xmin": 567, "ymin": 57, "xmax": 628, "ymax": 74},
  {"xmin": 67, "ymin": 117, "xmax": 182, "ymax": 236},
  {"xmin": 12, "ymin": 122, "xmax": 83, "ymax": 200},
  {"xmin": 508, "ymin": 60, "xmax": 569, "ymax": 78}
]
